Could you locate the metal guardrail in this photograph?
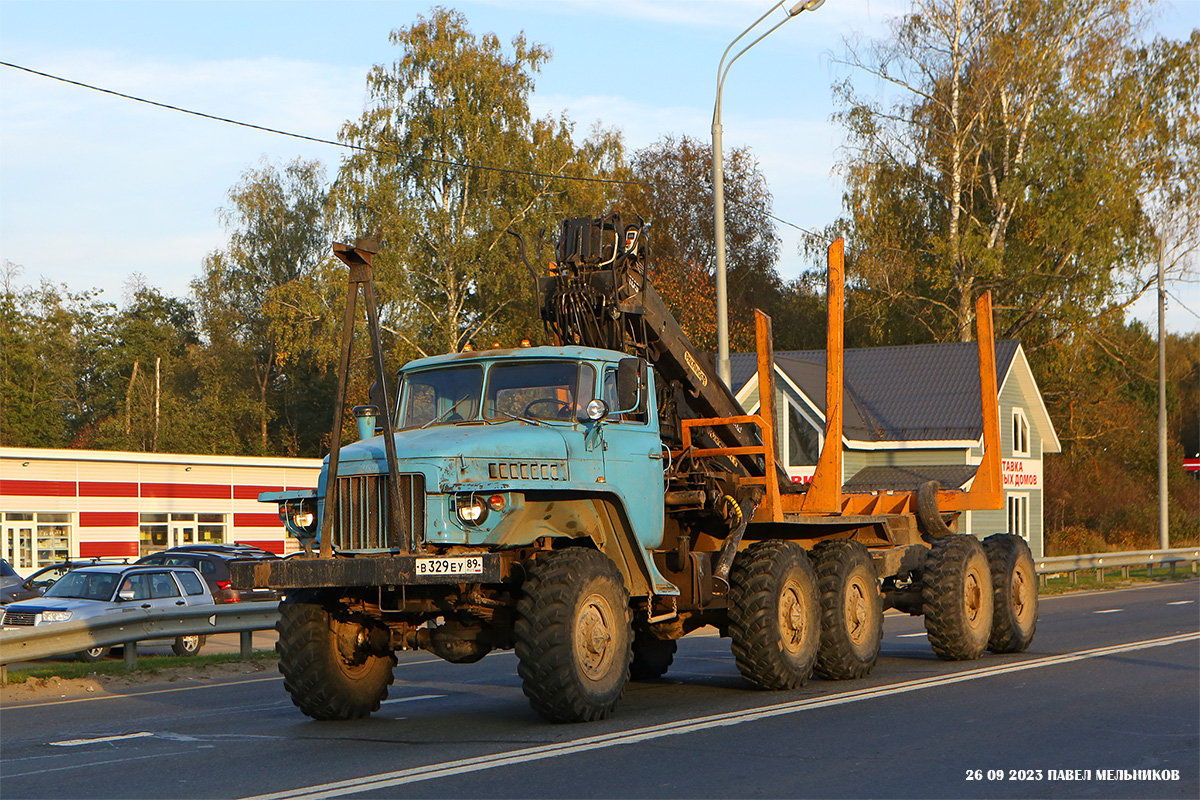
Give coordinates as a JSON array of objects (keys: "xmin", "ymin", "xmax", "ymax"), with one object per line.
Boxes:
[
  {"xmin": 1036, "ymin": 547, "xmax": 1200, "ymax": 585},
  {"xmin": 0, "ymin": 601, "xmax": 280, "ymax": 667}
]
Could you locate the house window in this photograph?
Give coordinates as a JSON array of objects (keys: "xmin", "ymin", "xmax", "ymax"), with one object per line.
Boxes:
[
  {"xmin": 787, "ymin": 403, "xmax": 821, "ymax": 467},
  {"xmin": 1011, "ymin": 408, "xmax": 1030, "ymax": 457},
  {"xmin": 1007, "ymin": 493, "xmax": 1029, "ymax": 541}
]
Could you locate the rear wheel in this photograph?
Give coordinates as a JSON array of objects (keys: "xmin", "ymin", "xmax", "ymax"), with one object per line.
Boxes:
[
  {"xmin": 276, "ymin": 600, "xmax": 395, "ymax": 720},
  {"xmin": 812, "ymin": 539, "xmax": 883, "ymax": 680},
  {"xmin": 629, "ymin": 634, "xmax": 677, "ymax": 681},
  {"xmin": 923, "ymin": 535, "xmax": 994, "ymax": 660},
  {"xmin": 727, "ymin": 540, "xmax": 820, "ymax": 690},
  {"xmin": 515, "ymin": 549, "xmax": 632, "ymax": 722},
  {"xmin": 76, "ymin": 646, "xmax": 109, "ymax": 663},
  {"xmin": 984, "ymin": 533, "xmax": 1038, "ymax": 653},
  {"xmin": 172, "ymin": 634, "xmax": 205, "ymax": 657}
]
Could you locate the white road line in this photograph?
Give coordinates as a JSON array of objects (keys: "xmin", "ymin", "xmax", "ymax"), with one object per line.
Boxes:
[
  {"xmin": 1094, "ymin": 609, "xmax": 1124, "ymax": 614},
  {"xmin": 896, "ymin": 632, "xmax": 927, "ymax": 638},
  {"xmin": 1167, "ymin": 600, "xmax": 1195, "ymax": 606},
  {"xmin": 50, "ymin": 732, "xmax": 154, "ymax": 747},
  {"xmin": 379, "ymin": 694, "xmax": 444, "ymax": 706},
  {"xmin": 238, "ymin": 632, "xmax": 1200, "ymax": 800}
]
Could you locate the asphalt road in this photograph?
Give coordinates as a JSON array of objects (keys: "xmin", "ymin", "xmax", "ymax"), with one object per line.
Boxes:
[{"xmin": 1, "ymin": 580, "xmax": 1196, "ymax": 800}]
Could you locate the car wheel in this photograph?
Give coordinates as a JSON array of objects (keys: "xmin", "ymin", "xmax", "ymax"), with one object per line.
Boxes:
[
  {"xmin": 77, "ymin": 646, "xmax": 110, "ymax": 663},
  {"xmin": 172, "ymin": 634, "xmax": 206, "ymax": 657}
]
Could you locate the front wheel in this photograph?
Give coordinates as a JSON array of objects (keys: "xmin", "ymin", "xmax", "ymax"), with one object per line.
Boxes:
[
  {"xmin": 984, "ymin": 534, "xmax": 1038, "ymax": 653},
  {"xmin": 923, "ymin": 535, "xmax": 994, "ymax": 660},
  {"xmin": 727, "ymin": 540, "xmax": 820, "ymax": 690},
  {"xmin": 276, "ymin": 600, "xmax": 396, "ymax": 720},
  {"xmin": 515, "ymin": 549, "xmax": 632, "ymax": 722},
  {"xmin": 172, "ymin": 634, "xmax": 206, "ymax": 657}
]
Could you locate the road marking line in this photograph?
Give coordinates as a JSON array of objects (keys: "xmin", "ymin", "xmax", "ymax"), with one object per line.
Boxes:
[
  {"xmin": 238, "ymin": 632, "xmax": 1200, "ymax": 800},
  {"xmin": 1094, "ymin": 609, "xmax": 1124, "ymax": 614},
  {"xmin": 1167, "ymin": 600, "xmax": 1195, "ymax": 606},
  {"xmin": 379, "ymin": 694, "xmax": 444, "ymax": 706},
  {"xmin": 50, "ymin": 732, "xmax": 154, "ymax": 747},
  {"xmin": 896, "ymin": 632, "xmax": 927, "ymax": 638}
]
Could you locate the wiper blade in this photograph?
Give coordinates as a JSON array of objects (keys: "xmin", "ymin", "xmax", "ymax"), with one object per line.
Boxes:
[{"xmin": 498, "ymin": 410, "xmax": 546, "ymax": 427}]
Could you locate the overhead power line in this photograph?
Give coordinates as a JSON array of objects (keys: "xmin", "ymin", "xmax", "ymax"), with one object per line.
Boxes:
[{"xmin": 1, "ymin": 59, "xmax": 840, "ymax": 252}]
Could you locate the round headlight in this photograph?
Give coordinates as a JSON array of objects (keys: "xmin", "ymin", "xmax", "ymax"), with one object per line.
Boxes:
[
  {"xmin": 42, "ymin": 610, "xmax": 72, "ymax": 622},
  {"xmin": 456, "ymin": 496, "xmax": 488, "ymax": 526},
  {"xmin": 586, "ymin": 399, "xmax": 609, "ymax": 421},
  {"xmin": 289, "ymin": 500, "xmax": 318, "ymax": 534}
]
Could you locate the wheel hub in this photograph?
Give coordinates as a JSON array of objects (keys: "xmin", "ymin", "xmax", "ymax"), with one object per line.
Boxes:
[
  {"xmin": 964, "ymin": 570, "xmax": 984, "ymax": 625},
  {"xmin": 779, "ymin": 580, "xmax": 807, "ymax": 654},
  {"xmin": 577, "ymin": 594, "xmax": 615, "ymax": 680},
  {"xmin": 844, "ymin": 577, "xmax": 869, "ymax": 645}
]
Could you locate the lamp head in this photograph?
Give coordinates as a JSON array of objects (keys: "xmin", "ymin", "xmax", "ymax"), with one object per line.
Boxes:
[{"xmin": 788, "ymin": 0, "xmax": 825, "ymax": 15}]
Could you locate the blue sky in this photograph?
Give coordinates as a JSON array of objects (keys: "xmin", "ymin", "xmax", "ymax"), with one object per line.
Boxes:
[{"xmin": 1, "ymin": 0, "xmax": 1197, "ymax": 333}]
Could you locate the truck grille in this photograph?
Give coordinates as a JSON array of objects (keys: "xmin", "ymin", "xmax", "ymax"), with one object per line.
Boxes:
[
  {"xmin": 2, "ymin": 610, "xmax": 37, "ymax": 626},
  {"xmin": 333, "ymin": 473, "xmax": 425, "ymax": 551}
]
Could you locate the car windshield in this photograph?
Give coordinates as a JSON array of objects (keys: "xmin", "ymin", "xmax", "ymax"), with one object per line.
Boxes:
[
  {"xmin": 42, "ymin": 571, "xmax": 119, "ymax": 601},
  {"xmin": 398, "ymin": 365, "xmax": 484, "ymax": 429},
  {"xmin": 485, "ymin": 362, "xmax": 579, "ymax": 421}
]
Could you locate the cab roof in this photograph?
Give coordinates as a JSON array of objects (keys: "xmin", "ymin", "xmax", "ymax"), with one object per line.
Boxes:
[{"xmin": 402, "ymin": 345, "xmax": 631, "ymax": 373}]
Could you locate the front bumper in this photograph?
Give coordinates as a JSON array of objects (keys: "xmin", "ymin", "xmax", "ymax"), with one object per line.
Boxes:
[{"xmin": 230, "ymin": 552, "xmax": 515, "ymax": 590}]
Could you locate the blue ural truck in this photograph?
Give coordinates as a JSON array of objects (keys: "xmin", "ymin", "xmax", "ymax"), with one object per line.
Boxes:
[{"xmin": 232, "ymin": 214, "xmax": 1038, "ymax": 723}]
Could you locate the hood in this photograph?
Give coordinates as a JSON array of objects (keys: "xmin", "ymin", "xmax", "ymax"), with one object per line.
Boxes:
[
  {"xmin": 5, "ymin": 596, "xmax": 107, "ymax": 614},
  {"xmin": 337, "ymin": 420, "xmax": 572, "ymax": 468}
]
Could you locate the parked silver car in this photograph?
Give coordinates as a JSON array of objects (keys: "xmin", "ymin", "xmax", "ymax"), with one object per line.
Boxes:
[{"xmin": 1, "ymin": 564, "xmax": 214, "ymax": 661}]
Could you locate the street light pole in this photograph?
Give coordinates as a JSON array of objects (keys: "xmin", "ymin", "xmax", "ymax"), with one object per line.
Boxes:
[{"xmin": 713, "ymin": 0, "xmax": 824, "ymax": 388}]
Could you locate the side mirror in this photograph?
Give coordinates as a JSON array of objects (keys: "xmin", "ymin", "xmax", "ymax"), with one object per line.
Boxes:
[
  {"xmin": 118, "ymin": 589, "xmax": 135, "ymax": 601},
  {"xmin": 616, "ymin": 357, "xmax": 645, "ymax": 414}
]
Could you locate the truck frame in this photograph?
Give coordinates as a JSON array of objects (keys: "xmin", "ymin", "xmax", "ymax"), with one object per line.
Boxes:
[{"xmin": 232, "ymin": 214, "xmax": 1038, "ymax": 723}]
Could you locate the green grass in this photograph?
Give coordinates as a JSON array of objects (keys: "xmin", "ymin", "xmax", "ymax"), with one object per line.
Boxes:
[
  {"xmin": 1038, "ymin": 566, "xmax": 1198, "ymax": 595},
  {"xmin": 2, "ymin": 649, "xmax": 278, "ymax": 685}
]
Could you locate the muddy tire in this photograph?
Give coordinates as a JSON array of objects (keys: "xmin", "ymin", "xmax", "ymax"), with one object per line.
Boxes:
[
  {"xmin": 812, "ymin": 539, "xmax": 883, "ymax": 680},
  {"xmin": 629, "ymin": 634, "xmax": 677, "ymax": 681},
  {"xmin": 923, "ymin": 535, "xmax": 994, "ymax": 661},
  {"xmin": 172, "ymin": 634, "xmax": 205, "ymax": 657},
  {"xmin": 515, "ymin": 549, "xmax": 632, "ymax": 722},
  {"xmin": 984, "ymin": 533, "xmax": 1038, "ymax": 653},
  {"xmin": 77, "ymin": 646, "xmax": 109, "ymax": 663},
  {"xmin": 276, "ymin": 600, "xmax": 395, "ymax": 720},
  {"xmin": 727, "ymin": 540, "xmax": 820, "ymax": 690}
]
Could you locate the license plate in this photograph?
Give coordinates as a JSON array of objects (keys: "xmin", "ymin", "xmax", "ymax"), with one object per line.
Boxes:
[{"xmin": 415, "ymin": 556, "xmax": 484, "ymax": 576}]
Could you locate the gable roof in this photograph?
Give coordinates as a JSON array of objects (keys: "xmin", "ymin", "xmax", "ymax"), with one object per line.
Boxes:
[{"xmin": 731, "ymin": 340, "xmax": 1025, "ymax": 444}]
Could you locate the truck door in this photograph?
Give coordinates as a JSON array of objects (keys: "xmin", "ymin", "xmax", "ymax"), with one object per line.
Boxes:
[{"xmin": 597, "ymin": 366, "xmax": 666, "ymax": 549}]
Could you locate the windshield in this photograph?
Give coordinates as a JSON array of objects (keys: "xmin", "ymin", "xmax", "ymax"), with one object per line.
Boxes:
[
  {"xmin": 399, "ymin": 365, "xmax": 483, "ymax": 429},
  {"xmin": 485, "ymin": 362, "xmax": 579, "ymax": 421},
  {"xmin": 43, "ymin": 571, "xmax": 119, "ymax": 601}
]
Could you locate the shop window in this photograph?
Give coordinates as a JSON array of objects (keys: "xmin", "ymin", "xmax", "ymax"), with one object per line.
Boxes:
[{"xmin": 139, "ymin": 512, "xmax": 225, "ymax": 555}]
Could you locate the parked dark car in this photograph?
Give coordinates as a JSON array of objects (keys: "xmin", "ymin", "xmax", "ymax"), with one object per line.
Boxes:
[
  {"xmin": 135, "ymin": 544, "xmax": 279, "ymax": 603},
  {"xmin": 1, "ymin": 559, "xmax": 41, "ymax": 605}
]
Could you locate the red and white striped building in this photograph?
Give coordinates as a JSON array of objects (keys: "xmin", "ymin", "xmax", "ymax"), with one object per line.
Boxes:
[{"xmin": 0, "ymin": 447, "xmax": 320, "ymax": 572}]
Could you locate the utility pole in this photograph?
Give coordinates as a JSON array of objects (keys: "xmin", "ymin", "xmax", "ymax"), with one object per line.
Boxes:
[{"xmin": 1158, "ymin": 241, "xmax": 1168, "ymax": 550}]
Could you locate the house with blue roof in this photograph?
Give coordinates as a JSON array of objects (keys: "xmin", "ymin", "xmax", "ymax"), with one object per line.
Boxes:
[{"xmin": 730, "ymin": 340, "xmax": 1061, "ymax": 557}]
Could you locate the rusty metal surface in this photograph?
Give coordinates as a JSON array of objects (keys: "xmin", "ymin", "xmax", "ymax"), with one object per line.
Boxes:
[{"xmin": 232, "ymin": 553, "xmax": 510, "ymax": 589}]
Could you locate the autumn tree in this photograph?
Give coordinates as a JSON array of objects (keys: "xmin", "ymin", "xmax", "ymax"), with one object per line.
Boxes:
[
  {"xmin": 193, "ymin": 157, "xmax": 333, "ymax": 454},
  {"xmin": 622, "ymin": 134, "xmax": 782, "ymax": 353},
  {"xmin": 833, "ymin": 0, "xmax": 1196, "ymax": 345},
  {"xmin": 336, "ymin": 8, "xmax": 625, "ymax": 359}
]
